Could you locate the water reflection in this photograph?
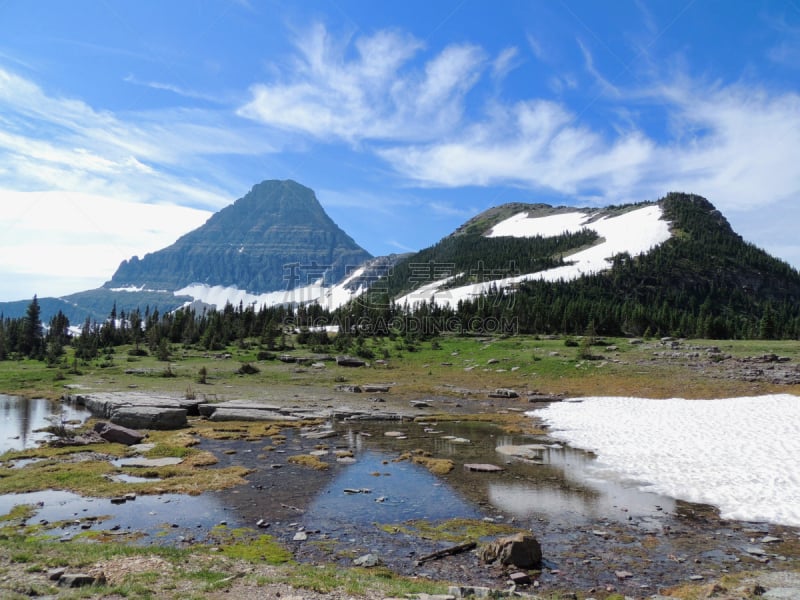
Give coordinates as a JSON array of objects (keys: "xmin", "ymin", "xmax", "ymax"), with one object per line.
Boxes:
[
  {"xmin": 0, "ymin": 395, "xmax": 91, "ymax": 454},
  {"xmin": 0, "ymin": 490, "xmax": 244, "ymax": 543},
  {"xmin": 303, "ymin": 449, "xmax": 481, "ymax": 526}
]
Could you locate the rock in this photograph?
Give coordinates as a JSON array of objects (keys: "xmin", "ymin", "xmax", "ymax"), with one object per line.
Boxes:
[
  {"xmin": 58, "ymin": 573, "xmax": 97, "ymax": 587},
  {"xmin": 353, "ymin": 553, "xmax": 381, "ymax": 567},
  {"xmin": 495, "ymin": 444, "xmax": 547, "ymax": 461},
  {"xmin": 615, "ymin": 570, "xmax": 633, "ymax": 579},
  {"xmin": 362, "ymin": 385, "xmax": 391, "ymax": 392},
  {"xmin": 110, "ymin": 406, "xmax": 187, "ymax": 430},
  {"xmin": 411, "ymin": 400, "xmax": 431, "ymax": 408},
  {"xmin": 115, "ymin": 457, "xmax": 184, "ymax": 468},
  {"xmin": 208, "ymin": 408, "xmax": 299, "ymax": 422},
  {"xmin": 478, "ymin": 532, "xmax": 542, "ymax": 569},
  {"xmin": 301, "ymin": 430, "xmax": 338, "ymax": 440},
  {"xmin": 48, "ymin": 568, "xmax": 66, "ymax": 581},
  {"xmin": 487, "ymin": 358, "xmax": 500, "ymax": 365},
  {"xmin": 509, "ymin": 571, "xmax": 532, "ymax": 585},
  {"xmin": 384, "ymin": 431, "xmax": 405, "ymax": 437},
  {"xmin": 488, "ymin": 388, "xmax": 519, "ymax": 398},
  {"xmin": 198, "ymin": 401, "xmax": 281, "ymax": 417},
  {"xmin": 762, "ymin": 536, "xmax": 784, "ymax": 544},
  {"xmin": 336, "ymin": 356, "xmax": 367, "ymax": 367},
  {"xmin": 463, "ymin": 463, "xmax": 505, "ymax": 472},
  {"xmin": 94, "ymin": 422, "xmax": 145, "ymax": 445},
  {"xmin": 335, "ymin": 384, "xmax": 363, "ymax": 393},
  {"xmin": 293, "ymin": 531, "xmax": 308, "ymax": 541}
]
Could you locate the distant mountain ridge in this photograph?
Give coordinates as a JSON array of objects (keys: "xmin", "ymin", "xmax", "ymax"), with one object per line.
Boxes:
[
  {"xmin": 2, "ymin": 185, "xmax": 800, "ymax": 340},
  {"xmin": 108, "ymin": 179, "xmax": 372, "ymax": 292}
]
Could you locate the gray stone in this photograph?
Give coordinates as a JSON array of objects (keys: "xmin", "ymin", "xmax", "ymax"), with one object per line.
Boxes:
[
  {"xmin": 198, "ymin": 401, "xmax": 281, "ymax": 417},
  {"xmin": 488, "ymin": 388, "xmax": 519, "ymax": 398},
  {"xmin": 94, "ymin": 422, "xmax": 145, "ymax": 445},
  {"xmin": 353, "ymin": 553, "xmax": 381, "ymax": 567},
  {"xmin": 58, "ymin": 573, "xmax": 97, "ymax": 588},
  {"xmin": 509, "ymin": 571, "xmax": 532, "ymax": 585},
  {"xmin": 478, "ymin": 532, "xmax": 542, "ymax": 569},
  {"xmin": 208, "ymin": 408, "xmax": 299, "ymax": 422},
  {"xmin": 115, "ymin": 457, "xmax": 184, "ymax": 468},
  {"xmin": 110, "ymin": 406, "xmax": 187, "ymax": 430}
]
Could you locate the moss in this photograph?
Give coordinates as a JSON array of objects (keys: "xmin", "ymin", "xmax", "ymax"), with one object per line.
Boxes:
[
  {"xmin": 219, "ymin": 534, "xmax": 293, "ymax": 564},
  {"xmin": 378, "ymin": 518, "xmax": 524, "ymax": 544},
  {"xmin": 287, "ymin": 454, "xmax": 329, "ymax": 470},
  {"xmin": 394, "ymin": 449, "xmax": 454, "ymax": 475}
]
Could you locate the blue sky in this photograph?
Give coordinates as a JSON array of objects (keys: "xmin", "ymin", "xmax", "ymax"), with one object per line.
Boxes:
[{"xmin": 1, "ymin": 0, "xmax": 799, "ymax": 302}]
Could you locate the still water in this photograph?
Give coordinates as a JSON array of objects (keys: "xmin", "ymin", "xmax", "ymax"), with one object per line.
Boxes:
[
  {"xmin": 0, "ymin": 394, "xmax": 91, "ymax": 453},
  {"xmin": 0, "ymin": 397, "xmax": 675, "ymax": 541}
]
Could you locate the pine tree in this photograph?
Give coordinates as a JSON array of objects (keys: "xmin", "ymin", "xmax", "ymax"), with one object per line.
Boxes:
[{"xmin": 20, "ymin": 295, "xmax": 43, "ymax": 358}]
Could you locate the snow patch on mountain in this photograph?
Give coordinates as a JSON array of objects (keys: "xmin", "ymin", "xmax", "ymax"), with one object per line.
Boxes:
[
  {"xmin": 174, "ymin": 268, "xmax": 368, "ymax": 311},
  {"xmin": 398, "ymin": 205, "xmax": 671, "ymax": 308}
]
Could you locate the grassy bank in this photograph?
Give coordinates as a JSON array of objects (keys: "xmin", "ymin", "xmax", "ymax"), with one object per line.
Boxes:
[{"xmin": 2, "ymin": 334, "xmax": 799, "ymax": 401}]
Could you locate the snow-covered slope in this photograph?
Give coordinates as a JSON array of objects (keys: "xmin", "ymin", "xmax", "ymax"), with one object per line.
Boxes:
[{"xmin": 397, "ymin": 205, "xmax": 671, "ymax": 307}]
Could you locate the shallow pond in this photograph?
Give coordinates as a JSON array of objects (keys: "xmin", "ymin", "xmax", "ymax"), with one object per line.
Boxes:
[
  {"xmin": 0, "ymin": 394, "xmax": 92, "ymax": 453},
  {"xmin": 0, "ymin": 402, "xmax": 793, "ymax": 593}
]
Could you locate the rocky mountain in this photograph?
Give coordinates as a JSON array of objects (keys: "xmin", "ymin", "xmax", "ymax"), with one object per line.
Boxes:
[{"xmin": 108, "ymin": 179, "xmax": 372, "ymax": 292}]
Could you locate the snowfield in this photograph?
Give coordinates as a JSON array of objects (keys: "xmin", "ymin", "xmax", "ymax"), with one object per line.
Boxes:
[
  {"xmin": 173, "ymin": 268, "xmax": 369, "ymax": 312},
  {"xmin": 398, "ymin": 204, "xmax": 671, "ymax": 307},
  {"xmin": 531, "ymin": 395, "xmax": 800, "ymax": 527}
]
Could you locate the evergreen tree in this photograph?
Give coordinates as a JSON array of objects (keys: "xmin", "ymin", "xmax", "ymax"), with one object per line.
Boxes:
[{"xmin": 20, "ymin": 295, "xmax": 43, "ymax": 358}]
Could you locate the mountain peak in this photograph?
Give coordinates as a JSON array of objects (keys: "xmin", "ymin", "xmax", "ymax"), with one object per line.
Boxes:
[{"xmin": 106, "ymin": 180, "xmax": 372, "ymax": 293}]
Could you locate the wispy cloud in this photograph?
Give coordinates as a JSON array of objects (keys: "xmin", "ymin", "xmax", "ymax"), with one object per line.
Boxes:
[
  {"xmin": 0, "ymin": 66, "xmax": 276, "ymax": 210},
  {"xmin": 238, "ymin": 23, "xmax": 486, "ymax": 143},
  {"xmin": 123, "ymin": 73, "xmax": 227, "ymax": 103},
  {"xmin": 491, "ymin": 47, "xmax": 521, "ymax": 82}
]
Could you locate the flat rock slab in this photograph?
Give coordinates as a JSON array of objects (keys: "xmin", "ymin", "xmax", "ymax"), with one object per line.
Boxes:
[
  {"xmin": 464, "ymin": 463, "xmax": 505, "ymax": 472},
  {"xmin": 66, "ymin": 392, "xmax": 199, "ymax": 419},
  {"xmin": 208, "ymin": 408, "xmax": 300, "ymax": 422},
  {"xmin": 198, "ymin": 401, "xmax": 282, "ymax": 417},
  {"xmin": 111, "ymin": 407, "xmax": 188, "ymax": 431},
  {"xmin": 495, "ymin": 444, "xmax": 549, "ymax": 460},
  {"xmin": 115, "ymin": 457, "xmax": 184, "ymax": 468}
]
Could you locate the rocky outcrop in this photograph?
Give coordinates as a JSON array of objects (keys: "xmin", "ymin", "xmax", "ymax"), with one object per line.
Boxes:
[{"xmin": 64, "ymin": 393, "xmax": 194, "ymax": 430}]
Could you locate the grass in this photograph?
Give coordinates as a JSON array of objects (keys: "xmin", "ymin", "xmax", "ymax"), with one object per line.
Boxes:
[
  {"xmin": 377, "ymin": 517, "xmax": 525, "ymax": 544},
  {"xmin": 4, "ymin": 336, "xmax": 800, "ymax": 402},
  {"xmin": 394, "ymin": 449, "xmax": 454, "ymax": 474}
]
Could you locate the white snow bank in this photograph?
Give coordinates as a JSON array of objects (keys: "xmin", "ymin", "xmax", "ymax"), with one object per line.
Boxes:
[
  {"xmin": 400, "ymin": 205, "xmax": 671, "ymax": 307},
  {"xmin": 174, "ymin": 279, "xmax": 363, "ymax": 311},
  {"xmin": 531, "ymin": 395, "xmax": 800, "ymax": 526},
  {"xmin": 487, "ymin": 211, "xmax": 589, "ymax": 238}
]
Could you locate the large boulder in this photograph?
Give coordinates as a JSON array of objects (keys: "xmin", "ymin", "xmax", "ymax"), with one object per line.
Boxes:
[
  {"xmin": 478, "ymin": 532, "xmax": 542, "ymax": 569},
  {"xmin": 110, "ymin": 407, "xmax": 187, "ymax": 430},
  {"xmin": 93, "ymin": 422, "xmax": 145, "ymax": 445}
]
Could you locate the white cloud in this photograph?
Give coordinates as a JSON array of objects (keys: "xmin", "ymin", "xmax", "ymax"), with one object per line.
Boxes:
[
  {"xmin": 0, "ymin": 190, "xmax": 212, "ymax": 300},
  {"xmin": 238, "ymin": 24, "xmax": 486, "ymax": 143},
  {"xmin": 492, "ymin": 47, "xmax": 520, "ymax": 81},
  {"xmin": 379, "ymin": 79, "xmax": 800, "ymax": 225},
  {"xmin": 0, "ymin": 66, "xmax": 274, "ymax": 211}
]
